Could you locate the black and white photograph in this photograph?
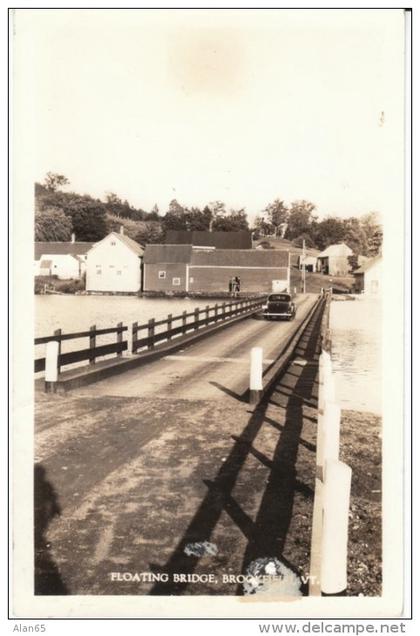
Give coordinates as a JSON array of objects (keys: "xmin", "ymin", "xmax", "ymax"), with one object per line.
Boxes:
[{"xmin": 10, "ymin": 6, "xmax": 409, "ymax": 620}]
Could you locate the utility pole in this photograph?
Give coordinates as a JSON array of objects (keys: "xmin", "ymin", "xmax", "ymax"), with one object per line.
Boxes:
[{"xmin": 302, "ymin": 239, "xmax": 306, "ymax": 293}]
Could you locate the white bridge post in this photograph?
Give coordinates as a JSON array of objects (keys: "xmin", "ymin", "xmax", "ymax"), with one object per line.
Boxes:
[
  {"xmin": 126, "ymin": 323, "xmax": 133, "ymax": 356},
  {"xmin": 249, "ymin": 347, "xmax": 263, "ymax": 404},
  {"xmin": 323, "ymin": 401, "xmax": 341, "ymax": 466},
  {"xmin": 321, "ymin": 459, "xmax": 352, "ymax": 595},
  {"xmin": 45, "ymin": 340, "xmax": 59, "ymax": 393}
]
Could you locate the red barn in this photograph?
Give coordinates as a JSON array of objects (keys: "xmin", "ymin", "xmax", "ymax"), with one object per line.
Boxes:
[{"xmin": 143, "ymin": 245, "xmax": 290, "ymax": 294}]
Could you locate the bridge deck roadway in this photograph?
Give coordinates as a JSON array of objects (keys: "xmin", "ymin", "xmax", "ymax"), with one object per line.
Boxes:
[
  {"xmin": 35, "ymin": 293, "xmax": 321, "ymax": 601},
  {"xmin": 72, "ymin": 294, "xmax": 316, "ymax": 402}
]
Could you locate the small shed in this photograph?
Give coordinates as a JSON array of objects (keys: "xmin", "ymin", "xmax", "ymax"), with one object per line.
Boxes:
[
  {"xmin": 317, "ymin": 243, "xmax": 353, "ymax": 276},
  {"xmin": 353, "ymin": 255, "xmax": 382, "ymax": 295}
]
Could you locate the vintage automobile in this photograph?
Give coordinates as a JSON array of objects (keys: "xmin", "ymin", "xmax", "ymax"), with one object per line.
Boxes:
[{"xmin": 262, "ymin": 293, "xmax": 296, "ymax": 321}]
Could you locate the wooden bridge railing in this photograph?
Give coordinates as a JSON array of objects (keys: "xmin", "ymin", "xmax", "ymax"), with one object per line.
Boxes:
[
  {"xmin": 34, "ymin": 297, "xmax": 266, "ymax": 374},
  {"xmin": 131, "ymin": 297, "xmax": 265, "ymax": 354},
  {"xmin": 34, "ymin": 323, "xmax": 127, "ymax": 373},
  {"xmin": 319, "ymin": 287, "xmax": 333, "ymax": 353}
]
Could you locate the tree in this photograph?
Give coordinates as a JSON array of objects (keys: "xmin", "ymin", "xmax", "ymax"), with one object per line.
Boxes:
[
  {"xmin": 366, "ymin": 228, "xmax": 383, "ymax": 256},
  {"xmin": 43, "ymin": 172, "xmax": 70, "ymax": 192},
  {"xmin": 342, "ymin": 217, "xmax": 368, "ymax": 256},
  {"xmin": 162, "ymin": 199, "xmax": 188, "ymax": 232},
  {"xmin": 104, "ymin": 192, "xmax": 147, "ymax": 221},
  {"xmin": 253, "ymin": 215, "xmax": 274, "ymax": 238},
  {"xmin": 148, "ymin": 204, "xmax": 160, "ymax": 221},
  {"xmin": 361, "ymin": 212, "xmax": 383, "ymax": 256},
  {"xmin": 208, "ymin": 201, "xmax": 227, "ymax": 231},
  {"xmin": 212, "ymin": 208, "xmax": 249, "ymax": 232},
  {"xmin": 35, "ymin": 208, "xmax": 73, "ymax": 241},
  {"xmin": 314, "ymin": 217, "xmax": 346, "ymax": 251},
  {"xmin": 185, "ymin": 207, "xmax": 211, "ymax": 231},
  {"xmin": 263, "ymin": 199, "xmax": 289, "ymax": 237},
  {"xmin": 135, "ymin": 222, "xmax": 164, "ymax": 245},
  {"xmin": 284, "ymin": 200, "xmax": 317, "ymax": 242},
  {"xmin": 292, "ymin": 233, "xmax": 317, "ymax": 249},
  {"xmin": 63, "ymin": 198, "xmax": 108, "ymax": 241}
]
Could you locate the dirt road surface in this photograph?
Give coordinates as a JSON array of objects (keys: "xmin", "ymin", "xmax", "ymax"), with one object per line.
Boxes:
[{"xmin": 35, "ymin": 294, "xmax": 322, "ymax": 596}]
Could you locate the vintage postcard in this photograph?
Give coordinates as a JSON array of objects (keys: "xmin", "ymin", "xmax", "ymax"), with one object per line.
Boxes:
[{"xmin": 11, "ymin": 7, "xmax": 409, "ymax": 619}]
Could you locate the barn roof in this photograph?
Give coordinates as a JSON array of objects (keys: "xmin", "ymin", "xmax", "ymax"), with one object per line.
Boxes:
[
  {"xmin": 165, "ymin": 230, "xmax": 252, "ymax": 249},
  {"xmin": 144, "ymin": 245, "xmax": 290, "ymax": 267},
  {"xmin": 35, "ymin": 242, "xmax": 93, "ymax": 259},
  {"xmin": 318, "ymin": 242, "xmax": 353, "ymax": 257},
  {"xmin": 143, "ymin": 244, "xmax": 193, "ymax": 264},
  {"xmin": 190, "ymin": 248, "xmax": 289, "ymax": 267}
]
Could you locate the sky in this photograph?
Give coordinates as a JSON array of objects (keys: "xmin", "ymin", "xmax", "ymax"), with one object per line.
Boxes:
[{"xmin": 14, "ymin": 9, "xmax": 405, "ymax": 222}]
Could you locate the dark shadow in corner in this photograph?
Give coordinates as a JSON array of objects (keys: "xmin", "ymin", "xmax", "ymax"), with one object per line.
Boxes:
[{"xmin": 34, "ymin": 463, "xmax": 68, "ymax": 595}]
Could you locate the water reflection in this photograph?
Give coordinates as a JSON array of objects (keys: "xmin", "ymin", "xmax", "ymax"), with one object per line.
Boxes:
[{"xmin": 330, "ymin": 297, "xmax": 381, "ymax": 414}]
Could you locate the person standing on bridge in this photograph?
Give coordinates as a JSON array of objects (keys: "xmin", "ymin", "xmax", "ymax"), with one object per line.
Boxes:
[{"xmin": 228, "ymin": 278, "xmax": 234, "ymax": 296}]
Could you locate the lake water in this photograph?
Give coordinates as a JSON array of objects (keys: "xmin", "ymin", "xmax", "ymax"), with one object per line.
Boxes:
[
  {"xmin": 35, "ymin": 295, "xmax": 224, "ymax": 338},
  {"xmin": 35, "ymin": 295, "xmax": 228, "ymax": 368},
  {"xmin": 329, "ymin": 296, "xmax": 381, "ymax": 414}
]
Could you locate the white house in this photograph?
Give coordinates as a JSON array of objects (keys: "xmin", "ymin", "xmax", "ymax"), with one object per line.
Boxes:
[
  {"xmin": 86, "ymin": 230, "xmax": 144, "ymax": 293},
  {"xmin": 34, "ymin": 235, "xmax": 93, "ymax": 279},
  {"xmin": 353, "ymin": 255, "xmax": 382, "ymax": 296},
  {"xmin": 317, "ymin": 243, "xmax": 353, "ymax": 276}
]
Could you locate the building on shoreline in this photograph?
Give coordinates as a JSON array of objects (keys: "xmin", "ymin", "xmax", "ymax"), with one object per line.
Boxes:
[
  {"xmin": 86, "ymin": 230, "xmax": 144, "ymax": 293},
  {"xmin": 353, "ymin": 255, "xmax": 382, "ymax": 296},
  {"xmin": 143, "ymin": 244, "xmax": 290, "ymax": 294},
  {"xmin": 34, "ymin": 235, "xmax": 93, "ymax": 279},
  {"xmin": 317, "ymin": 243, "xmax": 353, "ymax": 276}
]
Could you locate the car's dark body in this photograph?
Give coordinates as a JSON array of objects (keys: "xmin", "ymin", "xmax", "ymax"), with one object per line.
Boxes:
[{"xmin": 263, "ymin": 293, "xmax": 296, "ymax": 320}]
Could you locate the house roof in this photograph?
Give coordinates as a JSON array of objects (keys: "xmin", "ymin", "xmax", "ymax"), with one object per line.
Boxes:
[
  {"xmin": 144, "ymin": 244, "xmax": 193, "ymax": 264},
  {"xmin": 88, "ymin": 232, "xmax": 144, "ymax": 257},
  {"xmin": 165, "ymin": 230, "xmax": 252, "ymax": 249},
  {"xmin": 113, "ymin": 232, "xmax": 144, "ymax": 256},
  {"xmin": 35, "ymin": 241, "xmax": 94, "ymax": 260},
  {"xmin": 190, "ymin": 248, "xmax": 289, "ymax": 267},
  {"xmin": 318, "ymin": 242, "xmax": 353, "ymax": 258},
  {"xmin": 353, "ymin": 255, "xmax": 382, "ymax": 274}
]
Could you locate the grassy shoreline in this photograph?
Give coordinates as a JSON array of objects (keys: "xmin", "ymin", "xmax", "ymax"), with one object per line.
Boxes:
[{"xmin": 340, "ymin": 409, "xmax": 382, "ymax": 596}]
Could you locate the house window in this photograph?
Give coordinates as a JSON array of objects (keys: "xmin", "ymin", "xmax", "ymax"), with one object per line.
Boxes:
[
  {"xmin": 111, "ymin": 241, "xmax": 116, "ymax": 246},
  {"xmin": 117, "ymin": 271, "xmax": 122, "ymax": 275},
  {"xmin": 97, "ymin": 269, "xmax": 102, "ymax": 275},
  {"xmin": 158, "ymin": 271, "xmax": 166, "ymax": 279},
  {"xmin": 172, "ymin": 277, "xmax": 181, "ymax": 286},
  {"xmin": 109, "ymin": 264, "xmax": 114, "ymax": 268},
  {"xmin": 189, "ymin": 277, "xmax": 194, "ymax": 283}
]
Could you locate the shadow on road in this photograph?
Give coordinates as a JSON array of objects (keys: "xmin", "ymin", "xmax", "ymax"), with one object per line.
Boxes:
[
  {"xmin": 208, "ymin": 381, "xmax": 248, "ymax": 402},
  {"xmin": 34, "ymin": 464, "xmax": 68, "ymax": 595},
  {"xmin": 149, "ymin": 300, "xmax": 324, "ymax": 596}
]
